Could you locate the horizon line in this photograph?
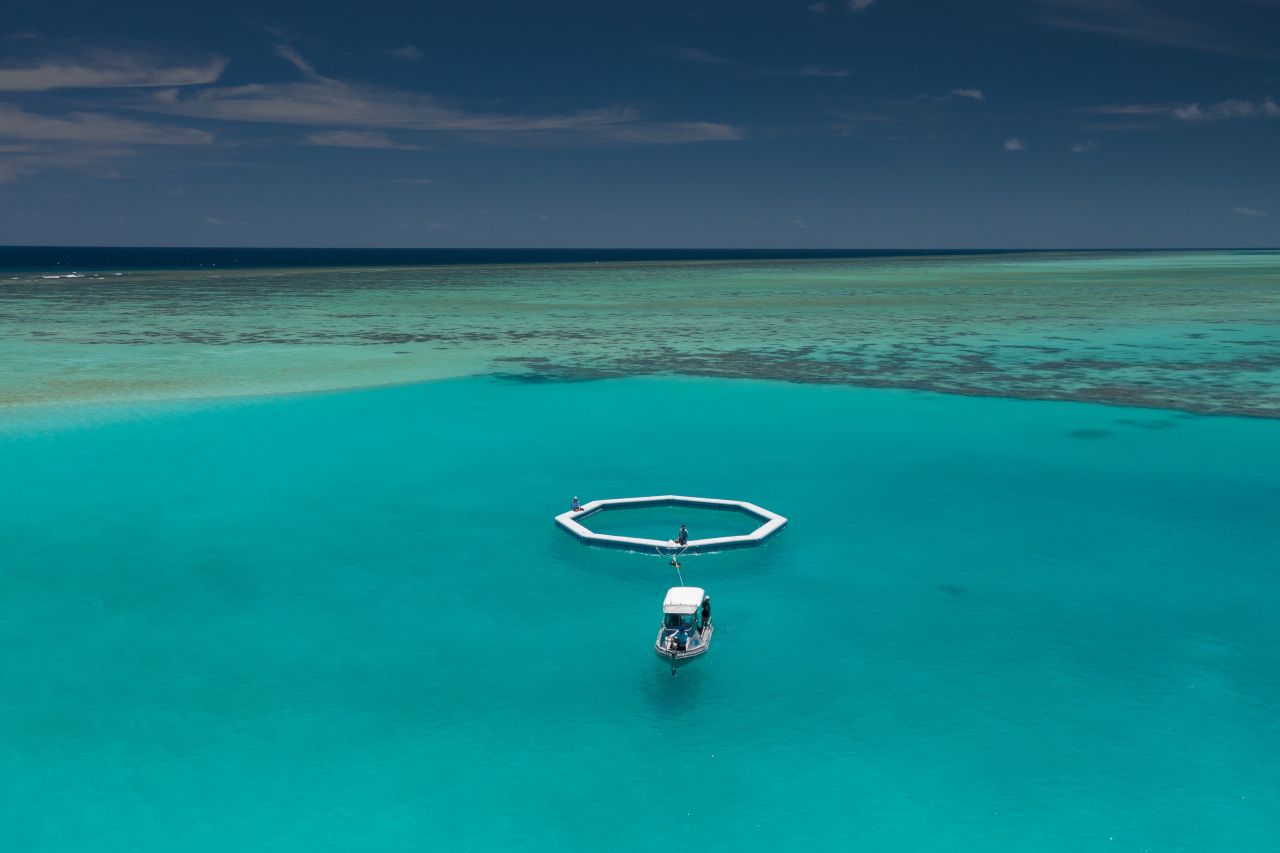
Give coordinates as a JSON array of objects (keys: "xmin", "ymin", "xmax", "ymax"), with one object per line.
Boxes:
[{"xmin": 3, "ymin": 244, "xmax": 1278, "ymax": 252}]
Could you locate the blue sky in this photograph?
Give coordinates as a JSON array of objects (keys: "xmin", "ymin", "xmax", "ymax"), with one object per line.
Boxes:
[{"xmin": 1, "ymin": 0, "xmax": 1277, "ymax": 247}]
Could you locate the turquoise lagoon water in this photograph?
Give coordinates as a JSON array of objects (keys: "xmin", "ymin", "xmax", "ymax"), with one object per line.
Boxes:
[
  {"xmin": 2, "ymin": 375, "xmax": 1279, "ymax": 851},
  {"xmin": 3, "ymin": 250, "xmax": 1280, "ymax": 851},
  {"xmin": 580, "ymin": 504, "xmax": 763, "ymax": 541}
]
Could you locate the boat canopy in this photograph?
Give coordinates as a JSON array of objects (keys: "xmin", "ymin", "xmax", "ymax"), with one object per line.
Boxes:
[{"xmin": 662, "ymin": 586, "xmax": 706, "ymax": 615}]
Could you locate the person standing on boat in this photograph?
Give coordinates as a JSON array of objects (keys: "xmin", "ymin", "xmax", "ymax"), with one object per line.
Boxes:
[
  {"xmin": 701, "ymin": 595, "xmax": 711, "ymax": 632},
  {"xmin": 571, "ymin": 496, "xmax": 582, "ymax": 512},
  {"xmin": 676, "ymin": 524, "xmax": 688, "ymax": 546}
]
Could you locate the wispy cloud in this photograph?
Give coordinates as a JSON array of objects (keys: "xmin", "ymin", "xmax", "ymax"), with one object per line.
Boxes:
[
  {"xmin": 1034, "ymin": 0, "xmax": 1277, "ymax": 59},
  {"xmin": 673, "ymin": 44, "xmax": 849, "ymax": 80},
  {"xmin": 1234, "ymin": 206, "xmax": 1267, "ymax": 217},
  {"xmin": 1174, "ymin": 98, "xmax": 1280, "ymax": 121},
  {"xmin": 848, "ymin": 0, "xmax": 876, "ymax": 11},
  {"xmin": 383, "ymin": 177, "xmax": 434, "ymax": 185},
  {"xmin": 1071, "ymin": 140, "xmax": 1100, "ymax": 152},
  {"xmin": 806, "ymin": 2, "xmax": 829, "ymax": 13},
  {"xmin": 305, "ymin": 130, "xmax": 422, "ymax": 149},
  {"xmin": 0, "ymin": 51, "xmax": 226, "ymax": 91},
  {"xmin": 760, "ymin": 65, "xmax": 851, "ymax": 78},
  {"xmin": 0, "ymin": 94, "xmax": 213, "ymax": 182},
  {"xmin": 951, "ymin": 88, "xmax": 984, "ymax": 101},
  {"xmin": 827, "ymin": 110, "xmax": 900, "ymax": 138},
  {"xmin": 144, "ymin": 46, "xmax": 742, "ymax": 146},
  {"xmin": 1004, "ymin": 137, "xmax": 1027, "ymax": 151},
  {"xmin": 829, "ymin": 110, "xmax": 897, "ymax": 125},
  {"xmin": 388, "ymin": 45, "xmax": 423, "ymax": 62},
  {"xmin": 600, "ymin": 121, "xmax": 743, "ymax": 143},
  {"xmin": 0, "ymin": 146, "xmax": 134, "ymax": 183},
  {"xmin": 0, "ymin": 104, "xmax": 212, "ymax": 144},
  {"xmin": 800, "ymin": 66, "xmax": 850, "ymax": 78},
  {"xmin": 673, "ymin": 47, "xmax": 727, "ymax": 65},
  {"xmin": 1086, "ymin": 103, "xmax": 1180, "ymax": 116},
  {"xmin": 1086, "ymin": 97, "xmax": 1280, "ymax": 122},
  {"xmin": 274, "ymin": 44, "xmax": 329, "ymax": 82}
]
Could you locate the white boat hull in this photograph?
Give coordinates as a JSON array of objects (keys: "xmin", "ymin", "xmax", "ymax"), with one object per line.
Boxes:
[{"xmin": 654, "ymin": 624, "xmax": 714, "ymax": 668}]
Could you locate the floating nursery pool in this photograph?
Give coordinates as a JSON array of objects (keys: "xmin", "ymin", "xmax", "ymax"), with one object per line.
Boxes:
[{"xmin": 554, "ymin": 495, "xmax": 787, "ymax": 553}]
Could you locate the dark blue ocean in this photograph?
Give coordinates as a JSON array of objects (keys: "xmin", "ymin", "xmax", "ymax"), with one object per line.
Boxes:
[{"xmin": 0, "ymin": 244, "xmax": 1026, "ymax": 273}]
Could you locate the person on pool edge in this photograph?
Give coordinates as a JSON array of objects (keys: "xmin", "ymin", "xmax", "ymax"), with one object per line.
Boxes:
[
  {"xmin": 571, "ymin": 496, "xmax": 582, "ymax": 512},
  {"xmin": 676, "ymin": 524, "xmax": 688, "ymax": 546}
]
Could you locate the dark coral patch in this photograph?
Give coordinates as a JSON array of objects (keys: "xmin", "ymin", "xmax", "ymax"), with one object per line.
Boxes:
[{"xmin": 1115, "ymin": 418, "xmax": 1177, "ymax": 430}]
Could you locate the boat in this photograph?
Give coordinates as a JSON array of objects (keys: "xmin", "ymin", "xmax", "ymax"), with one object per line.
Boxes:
[{"xmin": 655, "ymin": 586, "xmax": 713, "ymax": 673}]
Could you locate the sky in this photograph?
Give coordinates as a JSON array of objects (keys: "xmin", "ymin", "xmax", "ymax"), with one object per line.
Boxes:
[{"xmin": 1, "ymin": 0, "xmax": 1278, "ymax": 248}]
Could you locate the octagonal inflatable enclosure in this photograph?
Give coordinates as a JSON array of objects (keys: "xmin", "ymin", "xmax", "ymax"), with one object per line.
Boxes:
[{"xmin": 555, "ymin": 494, "xmax": 787, "ymax": 553}]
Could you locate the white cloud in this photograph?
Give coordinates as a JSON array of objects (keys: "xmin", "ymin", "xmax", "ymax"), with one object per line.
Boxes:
[
  {"xmin": 205, "ymin": 216, "xmax": 228, "ymax": 225},
  {"xmin": 0, "ymin": 104, "xmax": 212, "ymax": 144},
  {"xmin": 1234, "ymin": 206, "xmax": 1267, "ymax": 217},
  {"xmin": 0, "ymin": 52, "xmax": 226, "ymax": 91},
  {"xmin": 0, "ymin": 101, "xmax": 212, "ymax": 181},
  {"xmin": 388, "ymin": 45, "xmax": 423, "ymax": 62},
  {"xmin": 1071, "ymin": 140, "xmax": 1099, "ymax": 152},
  {"xmin": 848, "ymin": 0, "xmax": 875, "ymax": 10},
  {"xmin": 1174, "ymin": 98, "xmax": 1278, "ymax": 121},
  {"xmin": 806, "ymin": 2, "xmax": 829, "ymax": 12},
  {"xmin": 1004, "ymin": 137, "xmax": 1026, "ymax": 150},
  {"xmin": 951, "ymin": 88, "xmax": 984, "ymax": 101},
  {"xmin": 305, "ymin": 130, "xmax": 421, "ymax": 149},
  {"xmin": 142, "ymin": 48, "xmax": 743, "ymax": 146},
  {"xmin": 150, "ymin": 81, "xmax": 604, "ymax": 129}
]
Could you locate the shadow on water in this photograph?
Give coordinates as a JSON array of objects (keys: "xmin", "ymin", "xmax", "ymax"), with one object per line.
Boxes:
[
  {"xmin": 1067, "ymin": 428, "xmax": 1113, "ymax": 440},
  {"xmin": 638, "ymin": 658, "xmax": 711, "ymax": 713}
]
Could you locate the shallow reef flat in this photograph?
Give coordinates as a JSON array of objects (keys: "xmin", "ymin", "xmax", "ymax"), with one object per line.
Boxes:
[{"xmin": 3, "ymin": 250, "xmax": 1278, "ymax": 416}]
